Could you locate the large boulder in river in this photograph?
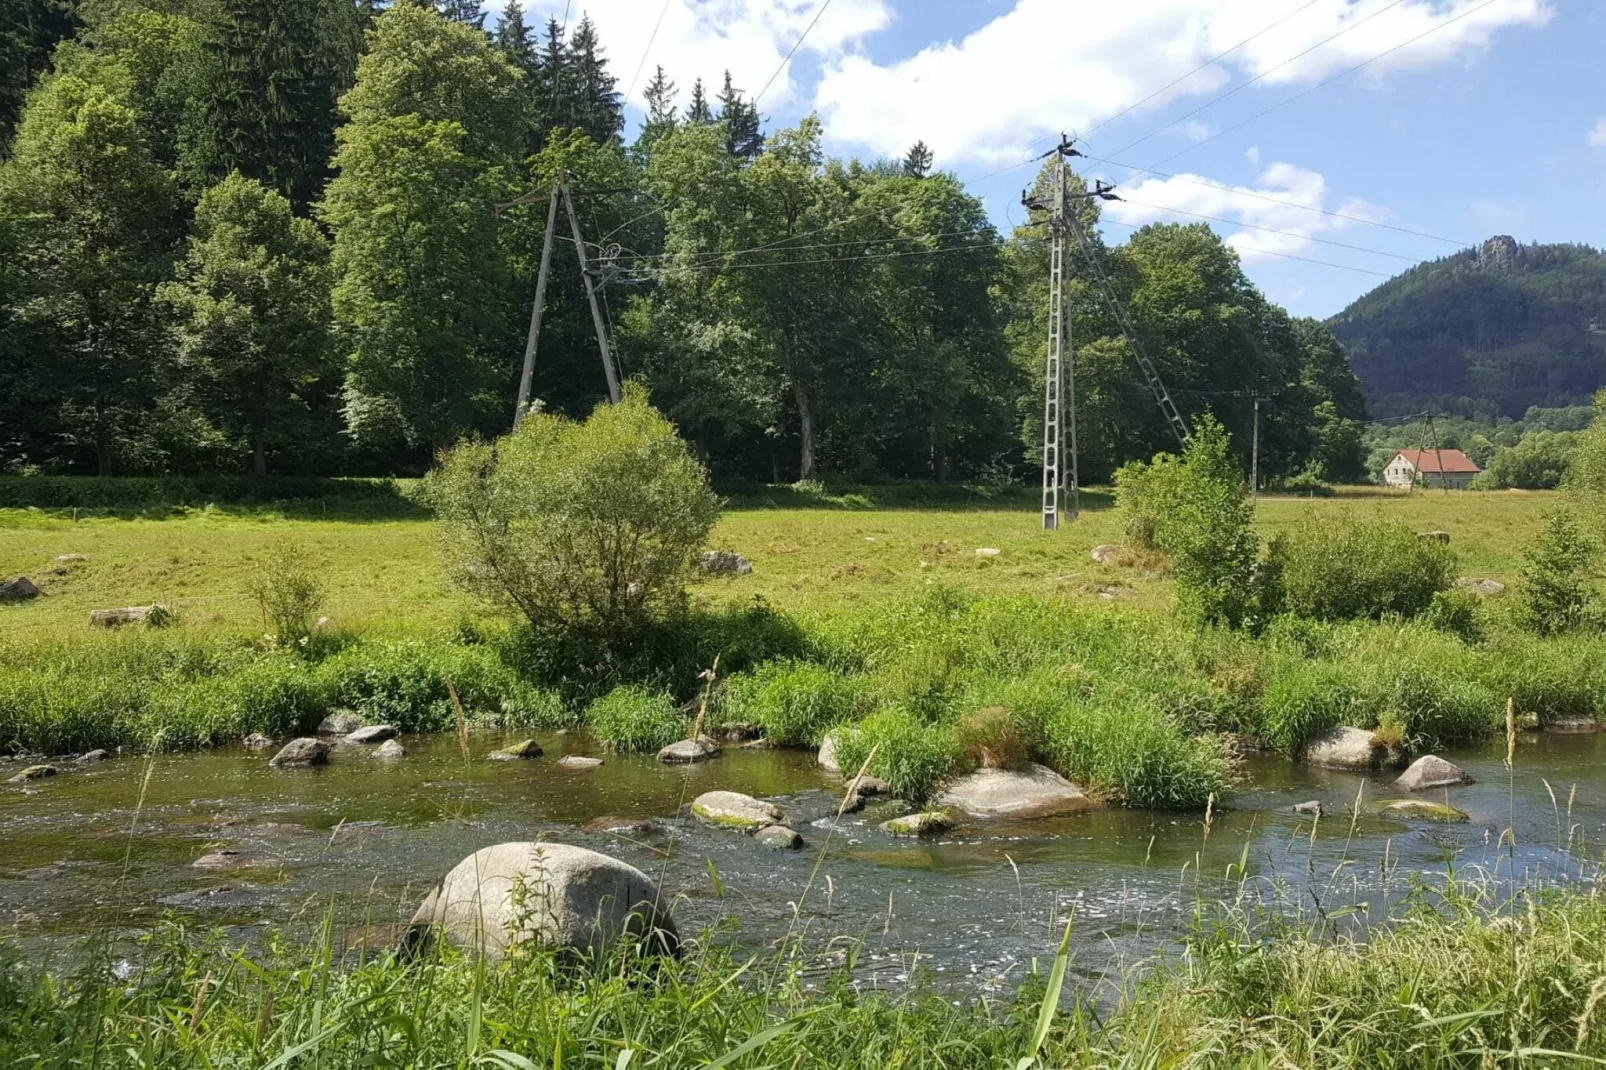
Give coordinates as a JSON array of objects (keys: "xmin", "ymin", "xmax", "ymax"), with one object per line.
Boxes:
[
  {"xmin": 817, "ymin": 734, "xmax": 841, "ymax": 775},
  {"xmin": 371, "ymin": 739, "xmax": 407, "ymax": 759},
  {"xmin": 657, "ymin": 738, "xmax": 719, "ymax": 764},
  {"xmin": 1396, "ymin": 754, "xmax": 1472, "ymax": 792},
  {"xmin": 406, "ymin": 842, "xmax": 678, "ymax": 960},
  {"xmin": 1302, "ymin": 726, "xmax": 1405, "ymax": 771},
  {"xmin": 269, "ymin": 738, "xmax": 329, "ymax": 767},
  {"xmin": 345, "ymin": 724, "xmax": 396, "ymax": 744},
  {"xmin": 935, "ymin": 764, "xmax": 1094, "ymax": 819},
  {"xmin": 7, "ymin": 764, "xmax": 57, "ymax": 784},
  {"xmin": 691, "ymin": 790, "xmax": 783, "ymax": 831}
]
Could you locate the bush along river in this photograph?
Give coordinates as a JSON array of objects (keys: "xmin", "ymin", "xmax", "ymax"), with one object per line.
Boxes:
[{"xmin": 3, "ymin": 725, "xmax": 1604, "ymax": 994}]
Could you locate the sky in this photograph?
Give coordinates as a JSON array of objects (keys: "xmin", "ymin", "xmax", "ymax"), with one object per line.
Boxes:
[{"xmin": 516, "ymin": 0, "xmax": 1606, "ymax": 319}]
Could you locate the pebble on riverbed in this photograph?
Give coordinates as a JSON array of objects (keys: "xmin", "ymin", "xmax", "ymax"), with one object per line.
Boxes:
[{"xmin": 6, "ymin": 764, "xmax": 58, "ymax": 784}]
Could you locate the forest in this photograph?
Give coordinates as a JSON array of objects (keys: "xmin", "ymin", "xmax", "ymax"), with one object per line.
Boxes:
[
  {"xmin": 0, "ymin": 0, "xmax": 1370, "ymax": 485},
  {"xmin": 1332, "ymin": 237, "xmax": 1606, "ymax": 421}
]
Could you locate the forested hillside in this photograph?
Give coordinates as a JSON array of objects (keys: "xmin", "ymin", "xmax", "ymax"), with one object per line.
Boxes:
[
  {"xmin": 0, "ymin": 0, "xmax": 1368, "ymax": 485},
  {"xmin": 1330, "ymin": 236, "xmax": 1606, "ymax": 421}
]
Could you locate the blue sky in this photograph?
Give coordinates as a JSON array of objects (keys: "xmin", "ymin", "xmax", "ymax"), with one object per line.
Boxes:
[{"xmin": 524, "ymin": 0, "xmax": 1605, "ymax": 318}]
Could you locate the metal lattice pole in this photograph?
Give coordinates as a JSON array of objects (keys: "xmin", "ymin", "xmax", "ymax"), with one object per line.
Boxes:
[{"xmin": 1041, "ymin": 153, "xmax": 1065, "ymax": 530}]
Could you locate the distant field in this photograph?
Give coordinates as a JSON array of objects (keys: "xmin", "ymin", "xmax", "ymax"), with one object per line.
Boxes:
[{"xmin": 0, "ymin": 484, "xmax": 1555, "ymax": 637}]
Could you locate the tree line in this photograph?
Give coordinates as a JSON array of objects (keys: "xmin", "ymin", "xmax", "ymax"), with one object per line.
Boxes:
[{"xmin": 0, "ymin": 0, "xmax": 1369, "ymax": 485}]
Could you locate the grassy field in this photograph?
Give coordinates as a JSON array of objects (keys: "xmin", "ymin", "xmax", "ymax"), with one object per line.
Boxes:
[{"xmin": 0, "ymin": 485, "xmax": 1554, "ymax": 634}]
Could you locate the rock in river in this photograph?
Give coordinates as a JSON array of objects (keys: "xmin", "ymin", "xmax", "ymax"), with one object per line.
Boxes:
[
  {"xmin": 691, "ymin": 790, "xmax": 783, "ymax": 831},
  {"xmin": 77, "ymin": 749, "xmax": 110, "ymax": 764},
  {"xmin": 317, "ymin": 711, "xmax": 364, "ymax": 735},
  {"xmin": 1292, "ymin": 800, "xmax": 1324, "ymax": 818},
  {"xmin": 658, "ymin": 738, "xmax": 719, "ymax": 763},
  {"xmin": 242, "ymin": 732, "xmax": 275, "ymax": 749},
  {"xmin": 371, "ymin": 739, "xmax": 407, "ymax": 759},
  {"xmin": 558, "ymin": 755, "xmax": 604, "ymax": 769},
  {"xmin": 345, "ymin": 724, "xmax": 397, "ymax": 744},
  {"xmin": 7, "ymin": 764, "xmax": 58, "ymax": 784},
  {"xmin": 490, "ymin": 739, "xmax": 543, "ymax": 760},
  {"xmin": 269, "ymin": 738, "xmax": 329, "ymax": 767},
  {"xmin": 1367, "ymin": 798, "xmax": 1469, "ymax": 823},
  {"xmin": 936, "ymin": 764, "xmax": 1094, "ymax": 819},
  {"xmin": 1396, "ymin": 754, "xmax": 1472, "ymax": 792},
  {"xmin": 817, "ymin": 733, "xmax": 841, "ymax": 775},
  {"xmin": 1302, "ymin": 726, "xmax": 1406, "ymax": 771},
  {"xmin": 755, "ymin": 825, "xmax": 804, "ymax": 849},
  {"xmin": 406, "ymin": 842, "xmax": 678, "ymax": 960},
  {"xmin": 880, "ymin": 811, "xmax": 953, "ymax": 838},
  {"xmin": 582, "ymin": 816, "xmax": 660, "ymax": 836}
]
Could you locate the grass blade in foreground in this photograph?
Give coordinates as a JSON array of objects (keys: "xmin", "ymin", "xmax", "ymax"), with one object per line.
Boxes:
[{"xmin": 1019, "ymin": 913, "xmax": 1075, "ymax": 1069}]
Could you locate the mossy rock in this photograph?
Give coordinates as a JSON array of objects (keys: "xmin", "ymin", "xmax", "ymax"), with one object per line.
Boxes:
[
  {"xmin": 880, "ymin": 810, "xmax": 953, "ymax": 838},
  {"xmin": 691, "ymin": 790, "xmax": 784, "ymax": 831},
  {"xmin": 1366, "ymin": 798, "xmax": 1469, "ymax": 823}
]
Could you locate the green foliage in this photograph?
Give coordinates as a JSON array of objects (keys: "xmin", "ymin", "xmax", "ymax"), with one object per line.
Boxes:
[
  {"xmin": 952, "ymin": 704, "xmax": 1031, "ymax": 769},
  {"xmin": 1520, "ymin": 510, "xmax": 1600, "ymax": 636},
  {"xmin": 1472, "ymin": 429, "xmax": 1577, "ymax": 489},
  {"xmin": 1265, "ymin": 513, "xmax": 1456, "ymax": 621},
  {"xmin": 584, "ymin": 684, "xmax": 682, "ymax": 752},
  {"xmin": 1117, "ymin": 416, "xmax": 1260, "ymax": 627},
  {"xmin": 427, "ymin": 387, "xmax": 721, "ymax": 641},
  {"xmin": 1256, "ymin": 658, "xmax": 1363, "ymax": 754},
  {"xmin": 831, "ymin": 706, "xmax": 959, "ymax": 804},
  {"xmin": 1425, "ymin": 587, "xmax": 1483, "ymax": 643},
  {"xmin": 719, "ymin": 660, "xmax": 864, "ymax": 746},
  {"xmin": 245, "ymin": 537, "xmax": 325, "ymax": 647},
  {"xmin": 1569, "ymin": 390, "xmax": 1606, "ymax": 503}
]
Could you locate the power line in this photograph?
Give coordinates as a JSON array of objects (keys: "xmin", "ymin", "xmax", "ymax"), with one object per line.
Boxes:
[
  {"xmin": 604, "ymin": 227, "xmax": 999, "ymax": 266},
  {"xmin": 1143, "ymin": 0, "xmax": 1505, "ymax": 175},
  {"xmin": 617, "ymin": 237, "xmax": 1008, "ymax": 277},
  {"xmin": 754, "ymin": 0, "xmax": 834, "ymax": 106},
  {"xmin": 624, "ymin": 0, "xmax": 675, "ymax": 102},
  {"xmin": 1109, "ymin": 0, "xmax": 1408, "ymax": 160},
  {"xmin": 1113, "ymin": 196, "xmax": 1425, "ymax": 263},
  {"xmin": 1099, "ymin": 217, "xmax": 1394, "ymax": 276}
]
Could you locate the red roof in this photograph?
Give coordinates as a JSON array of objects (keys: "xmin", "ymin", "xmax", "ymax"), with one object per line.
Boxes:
[{"xmin": 1392, "ymin": 449, "xmax": 1481, "ymax": 474}]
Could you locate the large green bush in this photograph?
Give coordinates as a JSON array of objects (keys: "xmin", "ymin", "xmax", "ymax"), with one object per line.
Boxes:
[
  {"xmin": 1520, "ymin": 510, "xmax": 1600, "ymax": 636},
  {"xmin": 1265, "ymin": 513, "xmax": 1456, "ymax": 621},
  {"xmin": 426, "ymin": 387, "xmax": 721, "ymax": 642},
  {"xmin": 719, "ymin": 661, "xmax": 865, "ymax": 746},
  {"xmin": 584, "ymin": 685, "xmax": 683, "ymax": 753},
  {"xmin": 831, "ymin": 707, "xmax": 959, "ymax": 803}
]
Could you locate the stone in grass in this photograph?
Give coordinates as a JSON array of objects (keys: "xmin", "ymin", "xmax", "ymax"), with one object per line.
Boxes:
[
  {"xmin": 0, "ymin": 576, "xmax": 41, "ymax": 602},
  {"xmin": 1091, "ymin": 544, "xmax": 1121, "ymax": 565},
  {"xmin": 974, "ymin": 547, "xmax": 1001, "ymax": 558},
  {"xmin": 7, "ymin": 764, "xmax": 58, "ymax": 784},
  {"xmin": 1396, "ymin": 754, "xmax": 1472, "ymax": 792},
  {"xmin": 317, "ymin": 711, "xmax": 364, "ymax": 735},
  {"xmin": 936, "ymin": 764, "xmax": 1094, "ymax": 820},
  {"xmin": 691, "ymin": 790, "xmax": 784, "ymax": 831},
  {"xmin": 344, "ymin": 724, "xmax": 397, "ymax": 745},
  {"xmin": 657, "ymin": 738, "xmax": 719, "ymax": 764},
  {"xmin": 269, "ymin": 738, "xmax": 329, "ymax": 768},
  {"xmin": 1302, "ymin": 726, "xmax": 1407, "ymax": 771},
  {"xmin": 880, "ymin": 811, "xmax": 954, "ymax": 838},
  {"xmin": 242, "ymin": 732, "xmax": 275, "ymax": 749},
  {"xmin": 89, "ymin": 606, "xmax": 147, "ymax": 627},
  {"xmin": 755, "ymin": 825, "xmax": 804, "ymax": 849},
  {"xmin": 371, "ymin": 740, "xmax": 407, "ymax": 759},
  {"xmin": 1367, "ymin": 798, "xmax": 1469, "ymax": 823},
  {"xmin": 558, "ymin": 755, "xmax": 604, "ymax": 769},
  {"xmin": 407, "ymin": 843, "xmax": 679, "ymax": 961},
  {"xmin": 489, "ymin": 739, "xmax": 543, "ymax": 761},
  {"xmin": 698, "ymin": 550, "xmax": 752, "ymax": 575}
]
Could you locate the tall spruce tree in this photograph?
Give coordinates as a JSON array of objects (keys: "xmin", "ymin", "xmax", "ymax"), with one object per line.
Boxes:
[
  {"xmin": 532, "ymin": 16, "xmax": 571, "ymax": 138},
  {"xmin": 568, "ymin": 15, "xmax": 620, "ymax": 145},
  {"xmin": 716, "ymin": 70, "xmax": 762, "ymax": 159},
  {"xmin": 634, "ymin": 63, "xmax": 676, "ymax": 155},
  {"xmin": 193, "ymin": 0, "xmax": 354, "ymax": 213},
  {"xmin": 902, "ymin": 140, "xmax": 933, "ymax": 178},
  {"xmin": 492, "ymin": 0, "xmax": 532, "ymax": 71},
  {"xmin": 684, "ymin": 76, "xmax": 712, "ymax": 124},
  {"xmin": 436, "ymin": 0, "xmax": 486, "ymax": 32}
]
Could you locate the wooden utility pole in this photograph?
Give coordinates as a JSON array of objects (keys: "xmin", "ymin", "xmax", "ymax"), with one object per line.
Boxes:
[
  {"xmin": 1250, "ymin": 396, "xmax": 1261, "ymax": 503},
  {"xmin": 513, "ymin": 184, "xmax": 560, "ymax": 427},
  {"xmin": 561, "ymin": 179, "xmax": 622, "ymax": 406}
]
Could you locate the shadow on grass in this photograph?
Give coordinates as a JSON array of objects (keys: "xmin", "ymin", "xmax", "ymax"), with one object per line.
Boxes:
[
  {"xmin": 719, "ymin": 481, "xmax": 1116, "ymax": 513},
  {"xmin": 0, "ymin": 476, "xmax": 429, "ymax": 522}
]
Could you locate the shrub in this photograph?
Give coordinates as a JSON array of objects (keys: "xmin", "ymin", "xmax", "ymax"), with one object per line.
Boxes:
[
  {"xmin": 1278, "ymin": 468, "xmax": 1334, "ymax": 497},
  {"xmin": 1425, "ymin": 588, "xmax": 1483, "ymax": 643},
  {"xmin": 1363, "ymin": 663, "xmax": 1501, "ymax": 747},
  {"xmin": 320, "ymin": 641, "xmax": 563, "ymax": 732},
  {"xmin": 1266, "ymin": 513, "xmax": 1455, "ymax": 621},
  {"xmin": 719, "ymin": 661, "xmax": 864, "ymax": 746},
  {"xmin": 585, "ymin": 685, "xmax": 683, "ymax": 752},
  {"xmin": 1256, "ymin": 659, "xmax": 1365, "ymax": 753},
  {"xmin": 952, "ymin": 705, "xmax": 1030, "ymax": 769},
  {"xmin": 1520, "ymin": 510, "xmax": 1599, "ymax": 636},
  {"xmin": 246, "ymin": 538, "xmax": 325, "ymax": 647},
  {"xmin": 1116, "ymin": 416, "xmax": 1259, "ymax": 628},
  {"xmin": 1476, "ymin": 430, "xmax": 1577, "ymax": 489},
  {"xmin": 832, "ymin": 707, "xmax": 959, "ymax": 803},
  {"xmin": 426, "ymin": 386, "xmax": 721, "ymax": 643}
]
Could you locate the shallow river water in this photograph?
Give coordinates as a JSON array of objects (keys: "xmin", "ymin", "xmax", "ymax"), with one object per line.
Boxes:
[{"xmin": 4, "ymin": 729, "xmax": 1604, "ymax": 992}]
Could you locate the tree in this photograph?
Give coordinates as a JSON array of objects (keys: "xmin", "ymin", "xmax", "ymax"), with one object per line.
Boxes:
[
  {"xmin": 321, "ymin": 3, "xmax": 523, "ymax": 451},
  {"xmin": 159, "ymin": 173, "xmax": 333, "ymax": 476},
  {"xmin": 716, "ymin": 70, "xmax": 761, "ymax": 159},
  {"xmin": 0, "ymin": 72, "xmax": 180, "ymax": 475},
  {"xmin": 568, "ymin": 15, "xmax": 621, "ymax": 145},
  {"xmin": 189, "ymin": 0, "xmax": 358, "ymax": 212},
  {"xmin": 532, "ymin": 16, "xmax": 571, "ymax": 139},
  {"xmin": 0, "ymin": 0, "xmax": 75, "ymax": 151},
  {"xmin": 684, "ymin": 76, "xmax": 712, "ymax": 124},
  {"xmin": 633, "ymin": 63, "xmax": 676, "ymax": 156},
  {"xmin": 1569, "ymin": 390, "xmax": 1606, "ymax": 498},
  {"xmin": 425, "ymin": 386, "xmax": 721, "ymax": 642},
  {"xmin": 436, "ymin": 0, "xmax": 487, "ymax": 32},
  {"xmin": 901, "ymin": 140, "xmax": 932, "ymax": 178},
  {"xmin": 492, "ymin": 0, "xmax": 533, "ymax": 71},
  {"xmin": 1520, "ymin": 510, "xmax": 1599, "ymax": 636}
]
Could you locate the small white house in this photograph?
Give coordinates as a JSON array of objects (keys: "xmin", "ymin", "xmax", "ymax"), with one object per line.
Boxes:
[{"xmin": 1381, "ymin": 449, "xmax": 1481, "ymax": 489}]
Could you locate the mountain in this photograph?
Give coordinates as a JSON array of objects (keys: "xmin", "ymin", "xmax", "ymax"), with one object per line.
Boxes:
[{"xmin": 1328, "ymin": 237, "xmax": 1606, "ymax": 420}]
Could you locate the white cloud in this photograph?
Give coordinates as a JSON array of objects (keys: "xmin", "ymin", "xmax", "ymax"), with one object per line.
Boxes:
[
  {"xmin": 524, "ymin": 0, "xmax": 892, "ymax": 110},
  {"xmin": 1245, "ymin": 145, "xmax": 1260, "ymax": 166},
  {"xmin": 1590, "ymin": 117, "xmax": 1606, "ymax": 148},
  {"xmin": 813, "ymin": 0, "xmax": 1551, "ymax": 166},
  {"xmin": 1103, "ymin": 158, "xmax": 1389, "ymax": 265}
]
